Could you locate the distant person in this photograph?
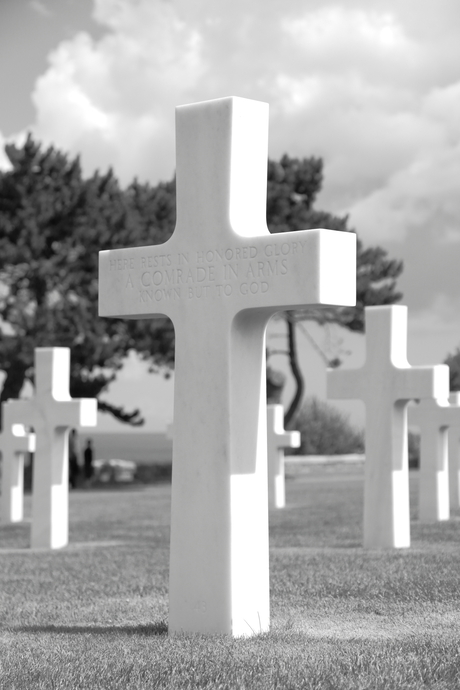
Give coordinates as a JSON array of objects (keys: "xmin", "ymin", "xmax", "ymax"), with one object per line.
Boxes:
[
  {"xmin": 69, "ymin": 429, "xmax": 79, "ymax": 489},
  {"xmin": 84, "ymin": 439, "xmax": 94, "ymax": 485}
]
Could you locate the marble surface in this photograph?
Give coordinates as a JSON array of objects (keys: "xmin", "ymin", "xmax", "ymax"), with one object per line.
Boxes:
[
  {"xmin": 0, "ymin": 407, "xmax": 35, "ymax": 524},
  {"xmin": 327, "ymin": 305, "xmax": 449, "ymax": 549},
  {"xmin": 447, "ymin": 392, "xmax": 460, "ymax": 510},
  {"xmin": 99, "ymin": 96, "xmax": 356, "ymax": 635},
  {"xmin": 267, "ymin": 404, "xmax": 300, "ymax": 509},
  {"xmin": 409, "ymin": 392, "xmax": 460, "ymax": 521},
  {"xmin": 5, "ymin": 348, "xmax": 97, "ymax": 549}
]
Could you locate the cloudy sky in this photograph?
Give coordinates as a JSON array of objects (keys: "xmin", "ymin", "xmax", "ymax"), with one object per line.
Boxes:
[{"xmin": 2, "ymin": 0, "xmax": 460, "ymax": 430}]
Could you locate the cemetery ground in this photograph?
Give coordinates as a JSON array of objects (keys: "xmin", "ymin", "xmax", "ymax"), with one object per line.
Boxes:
[{"xmin": 0, "ymin": 465, "xmax": 459, "ymax": 689}]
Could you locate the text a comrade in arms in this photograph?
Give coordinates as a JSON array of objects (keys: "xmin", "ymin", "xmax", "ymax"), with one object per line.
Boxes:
[
  {"xmin": 107, "ymin": 238, "xmax": 310, "ymax": 301},
  {"xmin": 108, "ymin": 236, "xmax": 310, "ymax": 274}
]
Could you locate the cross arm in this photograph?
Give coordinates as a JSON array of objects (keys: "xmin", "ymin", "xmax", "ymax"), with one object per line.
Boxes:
[
  {"xmin": 3, "ymin": 399, "xmax": 38, "ymax": 427},
  {"xmin": 8, "ymin": 427, "xmax": 36, "ymax": 454},
  {"xmin": 99, "ymin": 228, "xmax": 356, "ymax": 322},
  {"xmin": 80, "ymin": 398, "xmax": 98, "ymax": 427},
  {"xmin": 4, "ymin": 397, "xmax": 97, "ymax": 431},
  {"xmin": 280, "ymin": 430, "xmax": 301, "ymax": 449},
  {"xmin": 0, "ymin": 406, "xmax": 36, "ymax": 454},
  {"xmin": 267, "ymin": 404, "xmax": 301, "ymax": 449},
  {"xmin": 394, "ymin": 364, "xmax": 449, "ymax": 402},
  {"xmin": 243, "ymin": 228, "xmax": 356, "ymax": 314},
  {"xmin": 327, "ymin": 366, "xmax": 365, "ymax": 402},
  {"xmin": 99, "ymin": 242, "xmax": 175, "ymax": 320},
  {"xmin": 409, "ymin": 398, "xmax": 460, "ymax": 429},
  {"xmin": 53, "ymin": 398, "xmax": 98, "ymax": 428}
]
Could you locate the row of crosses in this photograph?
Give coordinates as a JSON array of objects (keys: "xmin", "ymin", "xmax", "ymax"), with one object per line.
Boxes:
[
  {"xmin": 1, "ymin": 97, "xmax": 459, "ymax": 639},
  {"xmin": 99, "ymin": 97, "xmax": 459, "ymax": 635},
  {"xmin": 0, "ymin": 349, "xmax": 97, "ymax": 549}
]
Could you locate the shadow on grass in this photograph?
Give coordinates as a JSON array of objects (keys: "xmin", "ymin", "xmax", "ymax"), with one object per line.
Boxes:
[{"xmin": 6, "ymin": 621, "xmax": 168, "ymax": 636}]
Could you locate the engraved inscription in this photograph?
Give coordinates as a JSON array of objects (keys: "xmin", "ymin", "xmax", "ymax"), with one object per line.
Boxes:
[
  {"xmin": 108, "ymin": 239, "xmax": 310, "ymax": 304},
  {"xmin": 110, "ymin": 258, "xmax": 136, "ymax": 271}
]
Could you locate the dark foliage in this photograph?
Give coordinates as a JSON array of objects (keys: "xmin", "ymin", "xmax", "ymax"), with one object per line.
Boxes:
[
  {"xmin": 444, "ymin": 348, "xmax": 460, "ymax": 391},
  {"xmin": 293, "ymin": 396, "xmax": 364, "ymax": 455},
  {"xmin": 265, "ymin": 154, "xmax": 403, "ymax": 424},
  {"xmin": 0, "ymin": 135, "xmax": 174, "ymax": 426},
  {"xmin": 0, "ymin": 139, "xmax": 403, "ymax": 428}
]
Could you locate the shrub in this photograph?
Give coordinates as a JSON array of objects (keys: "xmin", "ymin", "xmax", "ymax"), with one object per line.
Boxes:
[{"xmin": 292, "ymin": 396, "xmax": 364, "ymax": 455}]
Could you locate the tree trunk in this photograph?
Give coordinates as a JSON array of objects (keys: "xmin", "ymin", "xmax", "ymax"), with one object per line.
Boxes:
[
  {"xmin": 284, "ymin": 312, "xmax": 305, "ymax": 428},
  {"xmin": 0, "ymin": 361, "xmax": 28, "ymax": 429}
]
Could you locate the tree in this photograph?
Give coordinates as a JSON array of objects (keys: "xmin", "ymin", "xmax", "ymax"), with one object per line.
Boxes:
[
  {"xmin": 265, "ymin": 155, "xmax": 403, "ymax": 426},
  {"xmin": 444, "ymin": 349, "xmax": 460, "ymax": 391},
  {"xmin": 0, "ymin": 138, "xmax": 403, "ymax": 430},
  {"xmin": 293, "ymin": 396, "xmax": 364, "ymax": 455},
  {"xmin": 0, "ymin": 135, "xmax": 174, "ymax": 426},
  {"xmin": 129, "ymin": 155, "xmax": 403, "ymax": 425}
]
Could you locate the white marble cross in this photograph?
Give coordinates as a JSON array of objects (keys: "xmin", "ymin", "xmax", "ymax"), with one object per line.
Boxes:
[
  {"xmin": 99, "ymin": 96, "xmax": 356, "ymax": 636},
  {"xmin": 408, "ymin": 394, "xmax": 460, "ymax": 522},
  {"xmin": 267, "ymin": 404, "xmax": 300, "ymax": 508},
  {"xmin": 165, "ymin": 422, "xmax": 173, "ymax": 441},
  {"xmin": 448, "ymin": 392, "xmax": 460, "ymax": 510},
  {"xmin": 0, "ymin": 406, "xmax": 36, "ymax": 523},
  {"xmin": 327, "ymin": 305, "xmax": 448, "ymax": 549},
  {"xmin": 5, "ymin": 348, "xmax": 97, "ymax": 548}
]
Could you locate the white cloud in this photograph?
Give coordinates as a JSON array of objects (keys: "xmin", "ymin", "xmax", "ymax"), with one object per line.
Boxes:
[
  {"xmin": 14, "ymin": 0, "xmax": 460, "ymax": 258},
  {"xmin": 281, "ymin": 7, "xmax": 417, "ymax": 79},
  {"xmin": 424, "ymin": 81, "xmax": 460, "ymax": 143},
  {"xmin": 1, "ymin": 0, "xmax": 459, "ymax": 368},
  {"xmin": 406, "ymin": 293, "xmax": 460, "ymax": 365},
  {"xmin": 29, "ymin": 0, "xmax": 52, "ymax": 18},
  {"xmin": 409, "ymin": 293, "xmax": 460, "ymax": 335},
  {"xmin": 31, "ymin": 0, "xmax": 205, "ymax": 183},
  {"xmin": 346, "ymin": 79, "xmax": 460, "ymax": 243}
]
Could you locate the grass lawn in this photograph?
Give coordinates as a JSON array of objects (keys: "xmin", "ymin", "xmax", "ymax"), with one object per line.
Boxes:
[{"xmin": 0, "ymin": 463, "xmax": 459, "ymax": 689}]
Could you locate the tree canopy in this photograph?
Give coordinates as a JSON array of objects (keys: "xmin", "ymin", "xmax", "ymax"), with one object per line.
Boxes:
[
  {"xmin": 265, "ymin": 154, "xmax": 403, "ymax": 424},
  {"xmin": 0, "ymin": 135, "xmax": 174, "ymax": 425},
  {"xmin": 267, "ymin": 154, "xmax": 403, "ymax": 331},
  {"xmin": 444, "ymin": 349, "xmax": 460, "ymax": 391},
  {"xmin": 0, "ymin": 137, "xmax": 403, "ymax": 427}
]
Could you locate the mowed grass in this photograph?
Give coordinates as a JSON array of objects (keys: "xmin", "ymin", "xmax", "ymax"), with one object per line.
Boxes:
[{"xmin": 0, "ymin": 464, "xmax": 459, "ymax": 689}]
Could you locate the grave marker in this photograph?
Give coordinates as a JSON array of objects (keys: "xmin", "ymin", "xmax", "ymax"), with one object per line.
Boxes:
[
  {"xmin": 5, "ymin": 348, "xmax": 97, "ymax": 548},
  {"xmin": 267, "ymin": 404, "xmax": 300, "ymax": 508},
  {"xmin": 327, "ymin": 306, "xmax": 448, "ymax": 548},
  {"xmin": 0, "ymin": 407, "xmax": 35, "ymax": 523},
  {"xmin": 99, "ymin": 96, "xmax": 356, "ymax": 636},
  {"xmin": 409, "ymin": 393, "xmax": 460, "ymax": 522},
  {"xmin": 448, "ymin": 392, "xmax": 460, "ymax": 509}
]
